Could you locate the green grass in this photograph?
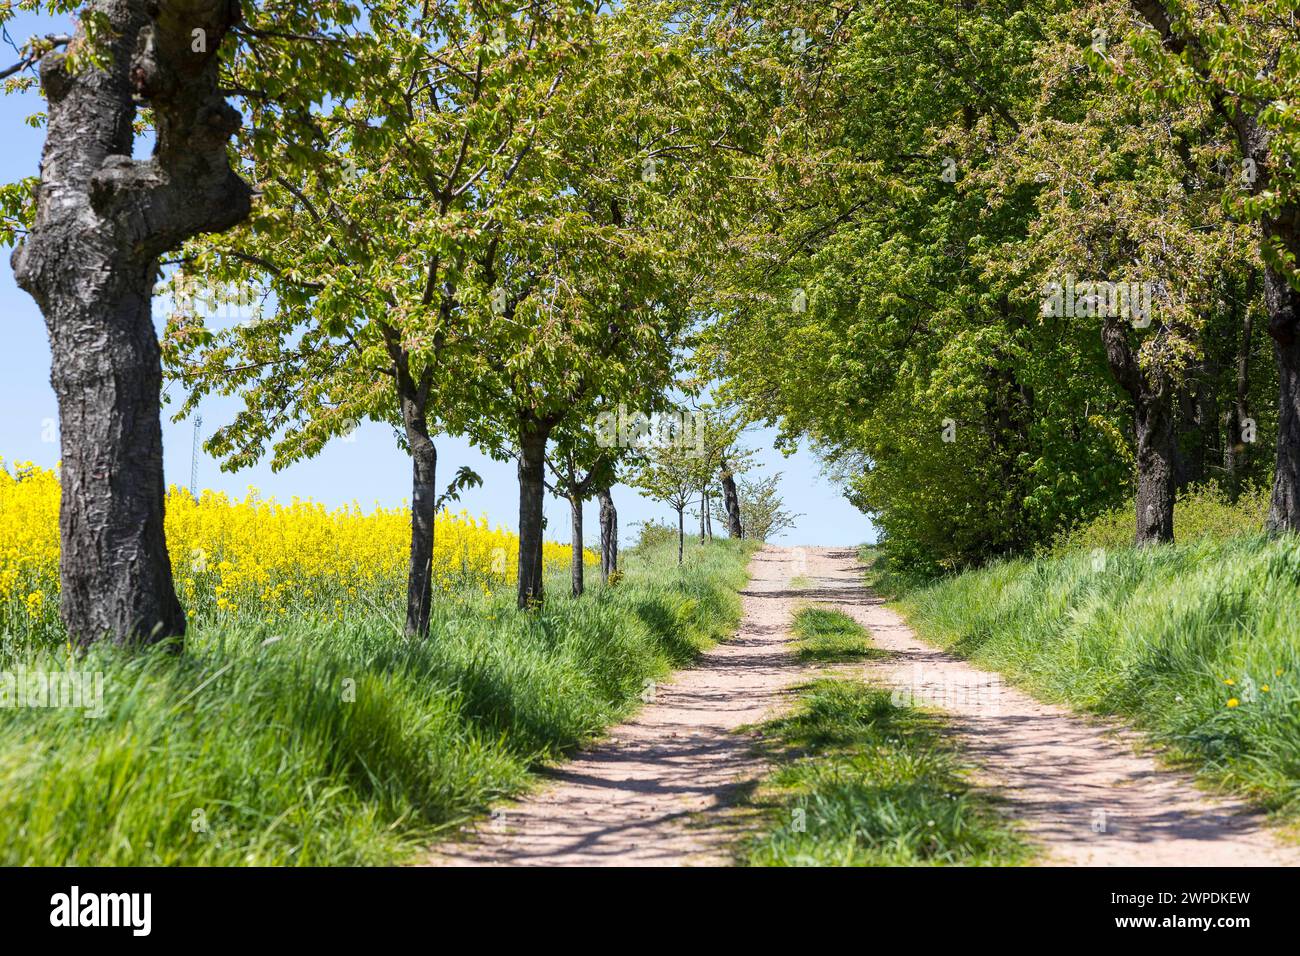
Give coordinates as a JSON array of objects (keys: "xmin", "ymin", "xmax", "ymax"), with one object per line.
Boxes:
[
  {"xmin": 898, "ymin": 534, "xmax": 1300, "ymax": 815},
  {"xmin": 740, "ymin": 678, "xmax": 1032, "ymax": 866},
  {"xmin": 1048, "ymin": 482, "xmax": 1271, "ymax": 555},
  {"xmin": 0, "ymin": 538, "xmax": 756, "ymax": 865},
  {"xmin": 791, "ymin": 605, "xmax": 889, "ymax": 663}
]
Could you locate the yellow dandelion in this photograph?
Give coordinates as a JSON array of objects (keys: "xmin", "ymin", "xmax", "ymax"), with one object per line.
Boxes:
[{"xmin": 1226, "ymin": 698, "xmax": 1240, "ymax": 708}]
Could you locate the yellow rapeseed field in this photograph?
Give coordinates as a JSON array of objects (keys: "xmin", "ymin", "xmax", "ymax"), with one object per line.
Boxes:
[{"xmin": 1, "ymin": 458, "xmax": 590, "ymax": 635}]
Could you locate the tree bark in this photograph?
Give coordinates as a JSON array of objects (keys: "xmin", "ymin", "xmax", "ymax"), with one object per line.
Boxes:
[
  {"xmin": 517, "ymin": 426, "xmax": 550, "ymax": 608},
  {"xmin": 11, "ymin": 0, "xmax": 251, "ymax": 646},
  {"xmin": 597, "ymin": 486, "xmax": 617, "ymax": 581},
  {"xmin": 1264, "ymin": 241, "xmax": 1300, "ymax": 531},
  {"xmin": 676, "ymin": 505, "xmax": 684, "ymax": 564},
  {"xmin": 401, "ymin": 395, "xmax": 436, "ymax": 638},
  {"xmin": 1134, "ymin": 391, "xmax": 1176, "ymax": 545},
  {"xmin": 569, "ymin": 494, "xmax": 584, "ymax": 598},
  {"xmin": 720, "ymin": 460, "xmax": 743, "ymax": 538},
  {"xmin": 1102, "ymin": 317, "xmax": 1175, "ymax": 545},
  {"xmin": 1226, "ymin": 274, "xmax": 1255, "ymax": 500}
]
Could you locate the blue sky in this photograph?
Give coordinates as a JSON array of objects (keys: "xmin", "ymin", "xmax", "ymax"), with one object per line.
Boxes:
[{"xmin": 0, "ymin": 10, "xmax": 874, "ymax": 548}]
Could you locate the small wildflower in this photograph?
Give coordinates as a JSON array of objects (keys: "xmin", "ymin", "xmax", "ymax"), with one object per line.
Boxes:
[{"xmin": 1227, "ymin": 698, "xmax": 1240, "ymax": 708}]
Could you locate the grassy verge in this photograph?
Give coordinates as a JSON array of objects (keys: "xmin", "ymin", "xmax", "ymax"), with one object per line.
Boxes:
[
  {"xmin": 0, "ymin": 538, "xmax": 756, "ymax": 865},
  {"xmin": 740, "ymin": 608, "xmax": 1030, "ymax": 866},
  {"xmin": 897, "ymin": 536, "xmax": 1300, "ymax": 816}
]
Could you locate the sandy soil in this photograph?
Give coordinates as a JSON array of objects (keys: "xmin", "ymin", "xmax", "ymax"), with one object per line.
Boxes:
[{"xmin": 427, "ymin": 545, "xmax": 1300, "ymax": 866}]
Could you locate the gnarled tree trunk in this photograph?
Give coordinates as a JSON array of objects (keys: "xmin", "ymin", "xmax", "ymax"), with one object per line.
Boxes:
[
  {"xmin": 597, "ymin": 486, "xmax": 617, "ymax": 581},
  {"xmin": 11, "ymin": 0, "xmax": 251, "ymax": 646}
]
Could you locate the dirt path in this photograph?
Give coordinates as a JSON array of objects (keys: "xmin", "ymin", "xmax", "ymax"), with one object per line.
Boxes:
[
  {"xmin": 429, "ymin": 544, "xmax": 1299, "ymax": 867},
  {"xmin": 805, "ymin": 546, "xmax": 1300, "ymax": 866},
  {"xmin": 428, "ymin": 545, "xmax": 808, "ymax": 866}
]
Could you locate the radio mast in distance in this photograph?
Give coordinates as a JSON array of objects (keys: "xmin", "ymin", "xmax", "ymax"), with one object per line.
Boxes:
[{"xmin": 190, "ymin": 415, "xmax": 202, "ymax": 499}]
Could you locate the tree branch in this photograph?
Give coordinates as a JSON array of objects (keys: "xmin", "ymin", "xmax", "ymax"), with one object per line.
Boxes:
[{"xmin": 0, "ymin": 33, "xmax": 71, "ymax": 81}]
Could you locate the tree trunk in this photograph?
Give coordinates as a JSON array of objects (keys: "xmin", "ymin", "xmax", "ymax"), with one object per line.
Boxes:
[
  {"xmin": 720, "ymin": 461, "xmax": 743, "ymax": 538},
  {"xmin": 1226, "ymin": 274, "xmax": 1255, "ymax": 501},
  {"xmin": 1102, "ymin": 317, "xmax": 1175, "ymax": 545},
  {"xmin": 517, "ymin": 426, "xmax": 550, "ymax": 608},
  {"xmin": 1265, "ymin": 246, "xmax": 1300, "ymax": 531},
  {"xmin": 676, "ymin": 505, "xmax": 684, "ymax": 564},
  {"xmin": 570, "ymin": 494, "xmax": 584, "ymax": 598},
  {"xmin": 1134, "ymin": 391, "xmax": 1176, "ymax": 545},
  {"xmin": 11, "ymin": 0, "xmax": 251, "ymax": 646},
  {"xmin": 598, "ymin": 487, "xmax": 617, "ymax": 581},
  {"xmin": 401, "ymin": 399, "xmax": 437, "ymax": 638},
  {"xmin": 699, "ymin": 489, "xmax": 706, "ymax": 542}
]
